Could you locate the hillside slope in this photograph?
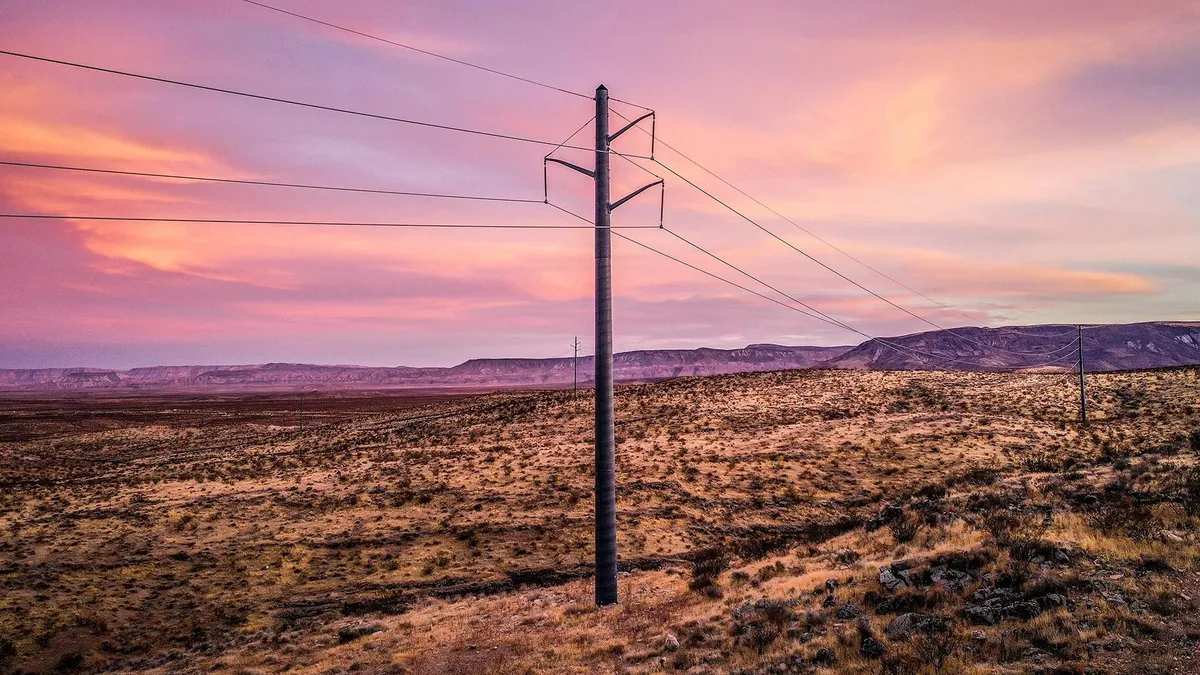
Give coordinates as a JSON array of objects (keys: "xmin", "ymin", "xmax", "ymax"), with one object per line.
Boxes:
[
  {"xmin": 822, "ymin": 321, "xmax": 1200, "ymax": 372},
  {"xmin": 0, "ymin": 344, "xmax": 850, "ymax": 391}
]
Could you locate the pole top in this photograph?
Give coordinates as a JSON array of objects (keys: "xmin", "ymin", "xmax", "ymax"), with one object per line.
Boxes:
[{"xmin": 597, "ymin": 84, "xmax": 608, "ymax": 92}]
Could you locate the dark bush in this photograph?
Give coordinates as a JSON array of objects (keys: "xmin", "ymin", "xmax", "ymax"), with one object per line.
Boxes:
[
  {"xmin": 913, "ymin": 621, "xmax": 959, "ymax": 674},
  {"xmin": 689, "ymin": 549, "xmax": 729, "ymax": 598},
  {"xmin": 0, "ymin": 639, "xmax": 15, "ymax": 668},
  {"xmin": 916, "ymin": 482, "xmax": 949, "ymax": 500},
  {"xmin": 54, "ymin": 652, "xmax": 84, "ymax": 672},
  {"xmin": 1024, "ymin": 451, "xmax": 1065, "ymax": 473},
  {"xmin": 732, "ymin": 600, "xmax": 795, "ymax": 654},
  {"xmin": 962, "ymin": 467, "xmax": 1001, "ymax": 486},
  {"xmin": 985, "ymin": 511, "xmax": 1050, "ymax": 555},
  {"xmin": 1085, "ymin": 496, "xmax": 1154, "ymax": 539},
  {"xmin": 889, "ymin": 511, "xmax": 922, "ymax": 543},
  {"xmin": 1179, "ymin": 466, "xmax": 1200, "ymax": 517}
]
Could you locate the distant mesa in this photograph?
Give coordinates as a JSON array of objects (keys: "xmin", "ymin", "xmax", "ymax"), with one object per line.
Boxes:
[
  {"xmin": 822, "ymin": 321, "xmax": 1200, "ymax": 372},
  {"xmin": 1, "ymin": 321, "xmax": 1197, "ymax": 391}
]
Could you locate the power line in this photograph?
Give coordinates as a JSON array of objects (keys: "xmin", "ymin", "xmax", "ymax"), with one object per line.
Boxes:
[
  {"xmin": 549, "ymin": 201, "xmax": 848, "ymax": 331},
  {"xmin": 0, "ymin": 160, "xmax": 542, "ymax": 203},
  {"xmin": 553, "ymin": 200, "xmax": 1015, "ymax": 367},
  {"xmin": 0, "ymin": 49, "xmax": 652, "ymax": 156},
  {"xmin": 614, "ymin": 121, "xmax": 1084, "ymax": 338},
  {"xmin": 607, "ymin": 108, "xmax": 985, "ymax": 321},
  {"xmin": 608, "ymin": 110, "xmax": 1086, "ymax": 342},
  {"xmin": 660, "ymin": 227, "xmax": 856, "ymax": 333},
  {"xmin": 648, "ymin": 227, "xmax": 1082, "ymax": 369},
  {"xmin": 632, "ymin": 153, "xmax": 1067, "ymax": 358},
  {"xmin": 0, "ymin": 213, "xmax": 659, "ymax": 229},
  {"xmin": 619, "ymin": 227, "xmax": 1084, "ymax": 371},
  {"xmin": 241, "ymin": 0, "xmax": 589, "ymax": 101},
  {"xmin": 238, "ymin": 0, "xmax": 652, "ymax": 111},
  {"xmin": 610, "ymin": 230, "xmax": 847, "ymax": 331},
  {"xmin": 552, "ymin": 193, "xmax": 1075, "ymax": 370},
  {"xmin": 614, "ymin": 228, "xmax": 1082, "ymax": 371},
  {"xmin": 610, "ymin": 111, "xmax": 1088, "ymax": 341}
]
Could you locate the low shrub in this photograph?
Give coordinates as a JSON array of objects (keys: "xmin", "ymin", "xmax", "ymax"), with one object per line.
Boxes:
[{"xmin": 689, "ymin": 549, "xmax": 729, "ymax": 598}]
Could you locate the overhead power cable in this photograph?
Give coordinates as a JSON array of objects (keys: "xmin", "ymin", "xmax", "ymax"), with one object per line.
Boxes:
[
  {"xmin": 0, "ymin": 160, "xmax": 542, "ymax": 203},
  {"xmin": 609, "ymin": 110, "xmax": 1083, "ymax": 340},
  {"xmin": 238, "ymin": 0, "xmax": 652, "ymax": 111},
  {"xmin": 552, "ymin": 194, "xmax": 1080, "ymax": 371},
  {"xmin": 610, "ymin": 231, "xmax": 848, "ymax": 331},
  {"xmin": 550, "ymin": 202, "xmax": 1020, "ymax": 367},
  {"xmin": 0, "ymin": 213, "xmax": 658, "ymax": 230},
  {"xmin": 630, "ymin": 153, "xmax": 1067, "ymax": 358},
  {"xmin": 607, "ymin": 109, "xmax": 981, "ymax": 318},
  {"xmin": 613, "ymin": 228, "xmax": 1081, "ymax": 371},
  {"xmin": 0, "ymin": 49, "xmax": 650, "ymax": 157},
  {"xmin": 648, "ymin": 227, "xmax": 1081, "ymax": 368}
]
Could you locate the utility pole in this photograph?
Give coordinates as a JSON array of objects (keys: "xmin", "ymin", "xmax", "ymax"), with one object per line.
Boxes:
[
  {"xmin": 544, "ymin": 85, "xmax": 660, "ymax": 607},
  {"xmin": 573, "ymin": 336, "xmax": 580, "ymax": 393},
  {"xmin": 593, "ymin": 84, "xmax": 619, "ymax": 607},
  {"xmin": 1078, "ymin": 325, "xmax": 1087, "ymax": 424}
]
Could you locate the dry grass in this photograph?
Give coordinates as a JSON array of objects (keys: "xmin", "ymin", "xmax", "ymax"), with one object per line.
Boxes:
[{"xmin": 0, "ymin": 367, "xmax": 1198, "ymax": 673}]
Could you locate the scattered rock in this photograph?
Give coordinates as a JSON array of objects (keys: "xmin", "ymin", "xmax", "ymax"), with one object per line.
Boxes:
[
  {"xmin": 1159, "ymin": 530, "xmax": 1185, "ymax": 544},
  {"xmin": 835, "ymin": 603, "xmax": 859, "ymax": 620},
  {"xmin": 662, "ymin": 633, "xmax": 679, "ymax": 652},
  {"xmin": 1036, "ymin": 594, "xmax": 1068, "ymax": 610},
  {"xmin": 1021, "ymin": 647, "xmax": 1049, "ymax": 663},
  {"xmin": 964, "ymin": 605, "xmax": 999, "ymax": 626},
  {"xmin": 824, "ymin": 578, "xmax": 839, "ymax": 593},
  {"xmin": 972, "ymin": 629, "xmax": 987, "ymax": 642},
  {"xmin": 821, "ymin": 594, "xmax": 837, "ymax": 608},
  {"xmin": 1053, "ymin": 549, "xmax": 1071, "ymax": 565},
  {"xmin": 885, "ymin": 613, "xmax": 920, "ymax": 639},
  {"xmin": 812, "ymin": 647, "xmax": 836, "ymax": 666},
  {"xmin": 859, "ymin": 634, "xmax": 885, "ymax": 659},
  {"xmin": 930, "ymin": 566, "xmax": 973, "ymax": 592},
  {"xmin": 879, "ymin": 567, "xmax": 905, "ymax": 592},
  {"xmin": 1007, "ymin": 600, "xmax": 1041, "ymax": 621}
]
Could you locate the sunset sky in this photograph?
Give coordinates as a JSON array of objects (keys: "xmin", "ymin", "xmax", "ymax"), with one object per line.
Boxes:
[{"xmin": 1, "ymin": 0, "xmax": 1198, "ymax": 368}]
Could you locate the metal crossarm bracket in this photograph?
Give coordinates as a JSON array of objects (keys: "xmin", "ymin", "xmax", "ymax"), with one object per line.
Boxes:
[
  {"xmin": 545, "ymin": 156, "xmax": 594, "ymax": 178},
  {"xmin": 609, "ymin": 178, "xmax": 663, "ymax": 211},
  {"xmin": 607, "ymin": 110, "xmax": 654, "ymax": 144}
]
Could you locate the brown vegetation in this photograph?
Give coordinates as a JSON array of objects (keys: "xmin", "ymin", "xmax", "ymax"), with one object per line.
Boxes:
[{"xmin": 1, "ymin": 367, "xmax": 1199, "ymax": 673}]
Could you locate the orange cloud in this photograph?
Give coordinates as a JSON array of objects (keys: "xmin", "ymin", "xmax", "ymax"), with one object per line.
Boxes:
[{"xmin": 0, "ymin": 116, "xmax": 211, "ymax": 167}]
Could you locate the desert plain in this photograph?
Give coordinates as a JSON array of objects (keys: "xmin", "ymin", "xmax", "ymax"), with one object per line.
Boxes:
[{"xmin": 2, "ymin": 367, "xmax": 1200, "ymax": 674}]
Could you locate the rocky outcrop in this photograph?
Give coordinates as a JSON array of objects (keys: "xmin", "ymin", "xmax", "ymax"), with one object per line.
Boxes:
[{"xmin": 822, "ymin": 321, "xmax": 1200, "ymax": 372}]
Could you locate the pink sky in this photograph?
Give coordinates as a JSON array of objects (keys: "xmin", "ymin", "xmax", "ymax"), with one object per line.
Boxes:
[{"xmin": 1, "ymin": 0, "xmax": 1198, "ymax": 368}]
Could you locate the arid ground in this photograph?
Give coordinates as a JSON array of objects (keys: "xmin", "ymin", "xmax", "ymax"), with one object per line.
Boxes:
[{"xmin": 2, "ymin": 368, "xmax": 1200, "ymax": 674}]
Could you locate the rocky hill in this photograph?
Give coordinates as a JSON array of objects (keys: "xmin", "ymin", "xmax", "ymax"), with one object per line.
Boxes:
[
  {"xmin": 0, "ymin": 344, "xmax": 850, "ymax": 391},
  {"xmin": 823, "ymin": 321, "xmax": 1200, "ymax": 372},
  {"xmin": 2, "ymin": 322, "xmax": 1197, "ymax": 391}
]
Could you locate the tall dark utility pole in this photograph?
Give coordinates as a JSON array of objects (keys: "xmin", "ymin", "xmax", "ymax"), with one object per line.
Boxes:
[
  {"xmin": 544, "ymin": 85, "xmax": 660, "ymax": 606},
  {"xmin": 592, "ymin": 84, "xmax": 619, "ymax": 607},
  {"xmin": 1078, "ymin": 325, "xmax": 1087, "ymax": 424}
]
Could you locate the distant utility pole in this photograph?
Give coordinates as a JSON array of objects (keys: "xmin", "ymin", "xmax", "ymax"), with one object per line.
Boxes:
[
  {"xmin": 573, "ymin": 336, "xmax": 581, "ymax": 393},
  {"xmin": 545, "ymin": 85, "xmax": 660, "ymax": 606},
  {"xmin": 1078, "ymin": 325, "xmax": 1087, "ymax": 424}
]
